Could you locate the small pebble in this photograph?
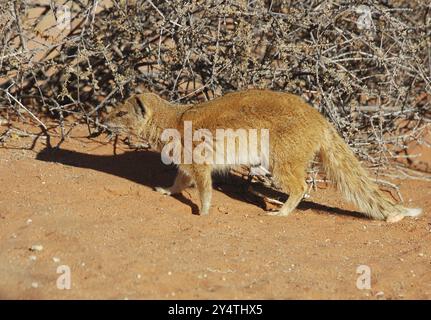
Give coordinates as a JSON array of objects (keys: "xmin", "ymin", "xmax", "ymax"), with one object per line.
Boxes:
[
  {"xmin": 52, "ymin": 257, "xmax": 60, "ymax": 263},
  {"xmin": 137, "ymin": 274, "xmax": 142, "ymax": 279},
  {"xmin": 29, "ymin": 255, "xmax": 37, "ymax": 261},
  {"xmin": 31, "ymin": 282, "xmax": 39, "ymax": 288},
  {"xmin": 26, "ymin": 219, "xmax": 32, "ymax": 225},
  {"xmin": 217, "ymin": 206, "xmax": 229, "ymax": 214},
  {"xmin": 30, "ymin": 245, "xmax": 43, "ymax": 252}
]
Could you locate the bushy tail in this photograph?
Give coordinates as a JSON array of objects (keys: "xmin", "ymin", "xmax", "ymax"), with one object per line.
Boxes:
[{"xmin": 320, "ymin": 126, "xmax": 422, "ymax": 222}]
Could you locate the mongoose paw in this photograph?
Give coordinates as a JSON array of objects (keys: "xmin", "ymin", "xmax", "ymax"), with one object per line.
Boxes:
[
  {"xmin": 199, "ymin": 207, "xmax": 210, "ymax": 216},
  {"xmin": 155, "ymin": 187, "xmax": 172, "ymax": 196},
  {"xmin": 266, "ymin": 210, "xmax": 290, "ymax": 217}
]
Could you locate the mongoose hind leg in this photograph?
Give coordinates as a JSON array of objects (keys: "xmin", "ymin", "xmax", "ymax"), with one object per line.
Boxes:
[
  {"xmin": 155, "ymin": 170, "xmax": 192, "ymax": 195},
  {"xmin": 268, "ymin": 165, "xmax": 307, "ymax": 217}
]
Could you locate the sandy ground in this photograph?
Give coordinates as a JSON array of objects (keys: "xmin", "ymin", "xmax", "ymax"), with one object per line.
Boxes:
[{"xmin": 0, "ymin": 123, "xmax": 430, "ymax": 300}]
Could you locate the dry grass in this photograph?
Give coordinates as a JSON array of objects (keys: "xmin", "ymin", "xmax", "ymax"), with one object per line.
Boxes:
[{"xmin": 0, "ymin": 0, "xmax": 430, "ymax": 182}]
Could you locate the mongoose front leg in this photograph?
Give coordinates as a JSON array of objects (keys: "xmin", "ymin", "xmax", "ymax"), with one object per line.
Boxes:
[
  {"xmin": 155, "ymin": 170, "xmax": 192, "ymax": 196},
  {"xmin": 192, "ymin": 165, "xmax": 213, "ymax": 215}
]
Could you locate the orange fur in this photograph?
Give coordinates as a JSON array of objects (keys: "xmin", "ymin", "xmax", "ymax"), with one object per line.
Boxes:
[{"xmin": 104, "ymin": 89, "xmax": 422, "ymax": 221}]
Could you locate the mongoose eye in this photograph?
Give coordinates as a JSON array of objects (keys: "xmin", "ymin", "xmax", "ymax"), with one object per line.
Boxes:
[
  {"xmin": 134, "ymin": 97, "xmax": 146, "ymax": 116},
  {"xmin": 116, "ymin": 111, "xmax": 128, "ymax": 117}
]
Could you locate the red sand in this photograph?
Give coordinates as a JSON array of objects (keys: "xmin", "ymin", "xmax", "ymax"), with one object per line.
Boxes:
[{"xmin": 0, "ymin": 123, "xmax": 430, "ymax": 299}]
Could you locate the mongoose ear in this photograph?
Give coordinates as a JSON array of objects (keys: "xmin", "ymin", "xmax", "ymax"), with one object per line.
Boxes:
[{"xmin": 134, "ymin": 95, "xmax": 146, "ymax": 116}]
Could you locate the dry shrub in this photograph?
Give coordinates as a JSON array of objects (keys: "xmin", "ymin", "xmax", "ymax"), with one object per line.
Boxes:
[{"xmin": 0, "ymin": 0, "xmax": 430, "ymax": 180}]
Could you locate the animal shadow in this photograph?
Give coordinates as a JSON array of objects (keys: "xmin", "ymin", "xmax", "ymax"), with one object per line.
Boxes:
[{"xmin": 36, "ymin": 147, "xmax": 363, "ymax": 218}]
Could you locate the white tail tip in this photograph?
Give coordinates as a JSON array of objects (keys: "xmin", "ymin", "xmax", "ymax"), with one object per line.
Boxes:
[
  {"xmin": 404, "ymin": 207, "xmax": 422, "ymax": 217},
  {"xmin": 386, "ymin": 208, "xmax": 423, "ymax": 223}
]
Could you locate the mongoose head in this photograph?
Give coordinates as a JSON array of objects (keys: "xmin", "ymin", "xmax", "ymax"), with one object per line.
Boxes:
[{"xmin": 104, "ymin": 94, "xmax": 154, "ymax": 137}]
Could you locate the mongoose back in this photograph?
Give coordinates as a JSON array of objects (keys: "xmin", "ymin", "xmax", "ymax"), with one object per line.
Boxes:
[{"xmin": 104, "ymin": 89, "xmax": 422, "ymax": 222}]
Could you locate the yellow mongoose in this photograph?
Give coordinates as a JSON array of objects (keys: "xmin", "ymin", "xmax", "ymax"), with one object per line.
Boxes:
[{"xmin": 104, "ymin": 89, "xmax": 422, "ymax": 222}]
